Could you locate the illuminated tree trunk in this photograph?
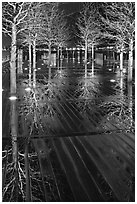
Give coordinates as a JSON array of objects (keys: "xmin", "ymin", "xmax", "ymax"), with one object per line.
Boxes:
[
  {"xmin": 48, "ymin": 43, "xmax": 51, "ymax": 67},
  {"xmin": 57, "ymin": 46, "xmax": 60, "ymax": 60},
  {"xmin": 57, "ymin": 46, "xmax": 60, "ymax": 69},
  {"xmin": 60, "ymin": 46, "xmax": 63, "ymax": 59},
  {"xmin": 120, "ymin": 45, "xmax": 123, "ymax": 73},
  {"xmin": 10, "ymin": 22, "xmax": 17, "ymax": 95},
  {"xmin": 48, "ymin": 43, "xmax": 52, "ymax": 80},
  {"xmin": 33, "ymin": 40, "xmax": 36, "ymax": 88},
  {"xmin": 84, "ymin": 40, "xmax": 88, "ymax": 78},
  {"xmin": 17, "ymin": 49, "xmax": 23, "ymax": 74},
  {"xmin": 128, "ymin": 38, "xmax": 133, "ymax": 82},
  {"xmin": 29, "ymin": 41, "xmax": 32, "ymax": 86},
  {"xmin": 91, "ymin": 44, "xmax": 94, "ymax": 75}
]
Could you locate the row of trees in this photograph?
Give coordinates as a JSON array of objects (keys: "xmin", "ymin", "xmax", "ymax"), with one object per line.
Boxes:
[
  {"xmin": 2, "ymin": 2, "xmax": 135, "ymax": 93},
  {"xmin": 75, "ymin": 2, "xmax": 135, "ymax": 81},
  {"xmin": 2, "ymin": 2, "xmax": 70, "ymax": 93},
  {"xmin": 2, "ymin": 4, "xmax": 70, "ymax": 200}
]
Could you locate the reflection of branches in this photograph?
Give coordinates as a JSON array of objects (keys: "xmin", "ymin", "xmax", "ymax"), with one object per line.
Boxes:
[
  {"xmin": 19, "ymin": 79, "xmax": 61, "ymax": 135},
  {"xmin": 75, "ymin": 77, "xmax": 99, "ymax": 112},
  {"xmin": 2, "ymin": 142, "xmax": 58, "ymax": 202}
]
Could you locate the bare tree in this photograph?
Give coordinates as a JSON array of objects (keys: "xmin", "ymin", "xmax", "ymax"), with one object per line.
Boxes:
[
  {"xmin": 2, "ymin": 2, "xmax": 31, "ymax": 94},
  {"xmin": 2, "ymin": 4, "xmax": 32, "ymax": 200},
  {"xmin": 100, "ymin": 2, "xmax": 135, "ymax": 81},
  {"xmin": 19, "ymin": 3, "xmax": 45, "ymax": 87},
  {"xmin": 42, "ymin": 3, "xmax": 60, "ymax": 67},
  {"xmin": 54, "ymin": 12, "xmax": 70, "ymax": 62},
  {"xmin": 76, "ymin": 3, "xmax": 101, "ymax": 76}
]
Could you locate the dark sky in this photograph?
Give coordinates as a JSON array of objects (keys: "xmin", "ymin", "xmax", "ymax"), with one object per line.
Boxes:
[{"xmin": 2, "ymin": 2, "xmax": 82, "ymax": 48}]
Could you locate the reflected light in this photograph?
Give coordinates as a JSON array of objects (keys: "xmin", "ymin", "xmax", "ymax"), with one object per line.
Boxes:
[
  {"xmin": 2, "ymin": 88, "xmax": 4, "ymax": 92},
  {"xmin": 9, "ymin": 96, "xmax": 17, "ymax": 100},
  {"xmin": 110, "ymin": 79, "xmax": 115, "ymax": 83}
]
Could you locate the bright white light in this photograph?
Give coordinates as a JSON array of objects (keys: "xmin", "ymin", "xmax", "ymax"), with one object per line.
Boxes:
[
  {"xmin": 24, "ymin": 68, "xmax": 28, "ymax": 70},
  {"xmin": 9, "ymin": 96, "xmax": 17, "ymax": 100},
  {"xmin": 25, "ymin": 87, "xmax": 31, "ymax": 92},
  {"xmin": 110, "ymin": 79, "xmax": 115, "ymax": 83},
  {"xmin": 123, "ymin": 68, "xmax": 126, "ymax": 73},
  {"xmin": 2, "ymin": 88, "xmax": 4, "ymax": 92},
  {"xmin": 108, "ymin": 69, "xmax": 112, "ymax": 71},
  {"xmin": 37, "ymin": 67, "xmax": 41, "ymax": 70}
]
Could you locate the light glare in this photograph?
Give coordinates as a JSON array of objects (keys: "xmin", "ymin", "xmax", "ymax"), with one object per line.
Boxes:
[{"xmin": 9, "ymin": 96, "xmax": 17, "ymax": 100}]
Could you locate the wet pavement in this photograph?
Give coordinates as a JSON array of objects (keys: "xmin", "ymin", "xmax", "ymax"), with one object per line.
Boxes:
[{"xmin": 2, "ymin": 58, "xmax": 135, "ymax": 201}]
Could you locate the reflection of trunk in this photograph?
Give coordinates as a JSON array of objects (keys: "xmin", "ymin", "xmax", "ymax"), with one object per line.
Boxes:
[
  {"xmin": 29, "ymin": 41, "xmax": 32, "ymax": 86},
  {"xmin": 128, "ymin": 83, "xmax": 133, "ymax": 128},
  {"xmin": 128, "ymin": 38, "xmax": 133, "ymax": 82},
  {"xmin": 25, "ymin": 140, "xmax": 31, "ymax": 201},
  {"xmin": 48, "ymin": 67, "xmax": 51, "ymax": 81},
  {"xmin": 17, "ymin": 49, "xmax": 23, "ymax": 74},
  {"xmin": 11, "ymin": 100, "xmax": 18, "ymax": 200},
  {"xmin": 33, "ymin": 40, "xmax": 36, "ymax": 88},
  {"xmin": 92, "ymin": 60, "xmax": 94, "ymax": 76},
  {"xmin": 10, "ymin": 22, "xmax": 17, "ymax": 94},
  {"xmin": 73, "ymin": 50, "xmax": 74, "ymax": 59},
  {"xmin": 120, "ymin": 45, "xmax": 123, "ymax": 73},
  {"xmin": 84, "ymin": 40, "xmax": 88, "ymax": 77},
  {"xmin": 84, "ymin": 64, "xmax": 87, "ymax": 78}
]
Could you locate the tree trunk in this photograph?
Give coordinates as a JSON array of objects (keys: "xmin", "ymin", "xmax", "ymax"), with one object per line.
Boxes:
[
  {"xmin": 17, "ymin": 49, "xmax": 23, "ymax": 74},
  {"xmin": 84, "ymin": 40, "xmax": 88, "ymax": 78},
  {"xmin": 48, "ymin": 43, "xmax": 51, "ymax": 67},
  {"xmin": 91, "ymin": 44, "xmax": 94, "ymax": 75},
  {"xmin": 120, "ymin": 45, "xmax": 123, "ymax": 73},
  {"xmin": 60, "ymin": 46, "xmax": 63, "ymax": 59},
  {"xmin": 128, "ymin": 38, "xmax": 133, "ymax": 82},
  {"xmin": 33, "ymin": 40, "xmax": 36, "ymax": 88},
  {"xmin": 57, "ymin": 46, "xmax": 60, "ymax": 69},
  {"xmin": 57, "ymin": 46, "xmax": 60, "ymax": 60},
  {"xmin": 91, "ymin": 44, "xmax": 94, "ymax": 61},
  {"xmin": 10, "ymin": 22, "xmax": 17, "ymax": 95},
  {"xmin": 29, "ymin": 42, "xmax": 32, "ymax": 86}
]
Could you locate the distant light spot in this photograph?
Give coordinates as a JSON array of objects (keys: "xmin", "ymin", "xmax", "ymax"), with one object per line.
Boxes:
[
  {"xmin": 108, "ymin": 68, "xmax": 112, "ymax": 71},
  {"xmin": 110, "ymin": 79, "xmax": 115, "ymax": 83},
  {"xmin": 25, "ymin": 87, "xmax": 31, "ymax": 92},
  {"xmin": 9, "ymin": 96, "xmax": 17, "ymax": 100},
  {"xmin": 37, "ymin": 67, "xmax": 41, "ymax": 70},
  {"xmin": 24, "ymin": 68, "xmax": 28, "ymax": 70}
]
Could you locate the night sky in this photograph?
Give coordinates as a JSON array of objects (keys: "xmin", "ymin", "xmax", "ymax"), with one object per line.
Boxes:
[{"xmin": 2, "ymin": 2, "xmax": 82, "ymax": 48}]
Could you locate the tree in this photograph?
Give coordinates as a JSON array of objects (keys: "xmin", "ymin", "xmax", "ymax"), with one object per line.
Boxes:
[
  {"xmin": 2, "ymin": 2, "xmax": 31, "ymax": 94},
  {"xmin": 2, "ymin": 3, "xmax": 31, "ymax": 199},
  {"xmin": 76, "ymin": 3, "xmax": 101, "ymax": 77},
  {"xmin": 54, "ymin": 12, "xmax": 71, "ymax": 62},
  {"xmin": 100, "ymin": 2, "xmax": 135, "ymax": 81},
  {"xmin": 42, "ymin": 3, "xmax": 60, "ymax": 67},
  {"xmin": 19, "ymin": 3, "xmax": 45, "ymax": 87}
]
